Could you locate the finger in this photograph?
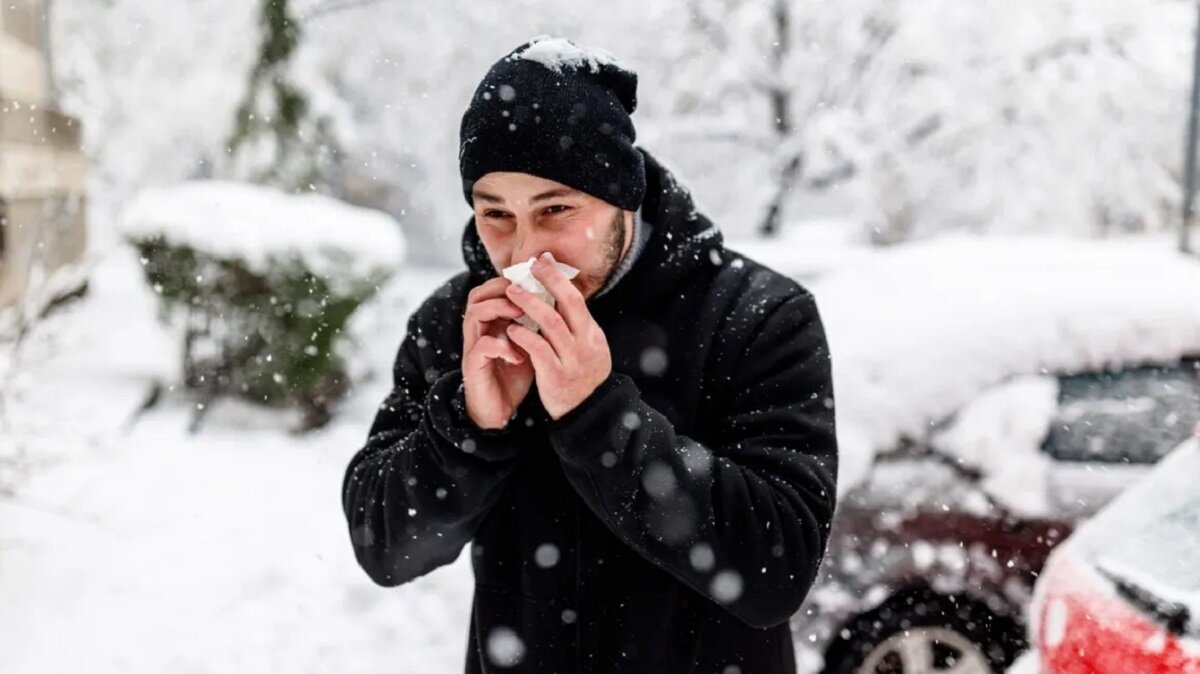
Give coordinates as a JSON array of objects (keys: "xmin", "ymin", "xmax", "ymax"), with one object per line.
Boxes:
[
  {"xmin": 529, "ymin": 253, "xmax": 589, "ymax": 334},
  {"xmin": 464, "ymin": 298, "xmax": 524, "ymax": 349},
  {"xmin": 505, "ymin": 322, "xmax": 561, "ymax": 373},
  {"xmin": 466, "ymin": 297, "xmax": 525, "ymax": 330},
  {"xmin": 466, "ymin": 277, "xmax": 517, "ymax": 306},
  {"xmin": 469, "ymin": 334, "xmax": 526, "ymax": 367},
  {"xmin": 465, "ymin": 279, "xmax": 516, "ymax": 350},
  {"xmin": 505, "ymin": 283, "xmax": 573, "ymax": 360}
]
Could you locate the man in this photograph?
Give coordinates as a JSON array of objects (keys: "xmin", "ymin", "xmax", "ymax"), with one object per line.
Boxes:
[{"xmin": 342, "ymin": 36, "xmax": 838, "ymax": 674}]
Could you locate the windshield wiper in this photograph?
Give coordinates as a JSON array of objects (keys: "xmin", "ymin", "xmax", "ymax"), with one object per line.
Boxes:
[{"xmin": 1097, "ymin": 564, "xmax": 1192, "ymax": 636}]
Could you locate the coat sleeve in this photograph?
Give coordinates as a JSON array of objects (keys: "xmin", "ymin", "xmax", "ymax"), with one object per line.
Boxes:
[
  {"xmin": 544, "ymin": 290, "xmax": 838, "ymax": 629},
  {"xmin": 341, "ymin": 310, "xmax": 534, "ymax": 587}
]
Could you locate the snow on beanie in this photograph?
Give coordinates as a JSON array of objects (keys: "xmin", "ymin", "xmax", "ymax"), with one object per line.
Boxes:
[{"xmin": 458, "ymin": 35, "xmax": 646, "ymax": 212}]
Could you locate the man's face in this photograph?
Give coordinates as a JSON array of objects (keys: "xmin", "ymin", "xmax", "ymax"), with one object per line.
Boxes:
[{"xmin": 472, "ymin": 172, "xmax": 634, "ymax": 300}]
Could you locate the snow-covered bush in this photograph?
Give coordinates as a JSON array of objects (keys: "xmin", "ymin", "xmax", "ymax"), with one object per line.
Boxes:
[{"xmin": 119, "ymin": 181, "xmax": 405, "ymax": 431}]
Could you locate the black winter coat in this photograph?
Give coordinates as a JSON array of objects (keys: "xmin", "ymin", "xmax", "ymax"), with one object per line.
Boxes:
[{"xmin": 342, "ymin": 148, "xmax": 838, "ymax": 674}]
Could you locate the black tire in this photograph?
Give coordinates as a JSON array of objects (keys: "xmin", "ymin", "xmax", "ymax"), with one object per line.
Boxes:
[{"xmin": 821, "ymin": 586, "xmax": 1026, "ymax": 674}]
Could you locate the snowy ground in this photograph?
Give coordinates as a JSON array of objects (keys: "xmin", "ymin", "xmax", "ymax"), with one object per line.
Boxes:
[{"xmin": 0, "ymin": 244, "xmax": 474, "ymax": 673}]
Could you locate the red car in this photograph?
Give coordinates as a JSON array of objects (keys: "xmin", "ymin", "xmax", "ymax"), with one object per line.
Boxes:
[{"xmin": 1025, "ymin": 433, "xmax": 1200, "ymax": 673}]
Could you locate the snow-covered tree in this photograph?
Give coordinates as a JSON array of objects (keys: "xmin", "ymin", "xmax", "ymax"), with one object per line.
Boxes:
[
  {"xmin": 652, "ymin": 0, "xmax": 1193, "ymax": 243},
  {"xmin": 47, "ymin": 0, "xmax": 1198, "ymax": 257},
  {"xmin": 224, "ymin": 0, "xmax": 344, "ymax": 194}
]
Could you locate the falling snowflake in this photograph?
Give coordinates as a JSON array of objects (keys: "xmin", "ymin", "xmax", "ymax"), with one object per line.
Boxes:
[
  {"xmin": 641, "ymin": 462, "xmax": 677, "ymax": 500},
  {"xmin": 486, "ymin": 626, "xmax": 526, "ymax": 667},
  {"xmin": 710, "ymin": 570, "xmax": 743, "ymax": 604},
  {"xmin": 639, "ymin": 347, "xmax": 668, "ymax": 376},
  {"xmin": 534, "ymin": 543, "xmax": 560, "ymax": 568},
  {"xmin": 689, "ymin": 543, "xmax": 715, "ymax": 572}
]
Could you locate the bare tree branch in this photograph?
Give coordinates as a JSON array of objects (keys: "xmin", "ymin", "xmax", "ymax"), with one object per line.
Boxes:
[{"xmin": 686, "ymin": 0, "xmax": 730, "ymax": 52}]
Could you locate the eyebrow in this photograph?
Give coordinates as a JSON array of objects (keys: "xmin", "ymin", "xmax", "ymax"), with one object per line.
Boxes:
[{"xmin": 472, "ymin": 187, "xmax": 580, "ymax": 205}]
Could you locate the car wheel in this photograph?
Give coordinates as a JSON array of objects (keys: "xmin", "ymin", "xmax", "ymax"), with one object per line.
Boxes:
[{"xmin": 821, "ymin": 587, "xmax": 1025, "ymax": 674}]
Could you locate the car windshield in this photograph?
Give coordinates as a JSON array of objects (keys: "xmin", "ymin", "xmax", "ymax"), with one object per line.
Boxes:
[
  {"xmin": 1042, "ymin": 360, "xmax": 1200, "ymax": 464},
  {"xmin": 1072, "ymin": 439, "xmax": 1200, "ymax": 612},
  {"xmin": 1102, "ymin": 491, "xmax": 1200, "ymax": 583}
]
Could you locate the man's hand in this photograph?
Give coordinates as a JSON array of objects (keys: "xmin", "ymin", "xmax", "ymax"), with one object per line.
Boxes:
[
  {"xmin": 504, "ymin": 252, "xmax": 613, "ymax": 421},
  {"xmin": 462, "ymin": 276, "xmax": 535, "ymax": 430}
]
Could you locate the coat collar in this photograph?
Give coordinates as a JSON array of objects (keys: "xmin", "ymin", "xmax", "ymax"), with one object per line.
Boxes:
[{"xmin": 460, "ymin": 147, "xmax": 725, "ymax": 314}]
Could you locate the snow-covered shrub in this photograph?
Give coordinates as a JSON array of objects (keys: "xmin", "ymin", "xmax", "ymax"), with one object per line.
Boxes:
[{"xmin": 119, "ymin": 181, "xmax": 405, "ymax": 431}]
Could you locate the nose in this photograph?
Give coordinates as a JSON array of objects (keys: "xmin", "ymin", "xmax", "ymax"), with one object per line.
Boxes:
[{"xmin": 510, "ymin": 227, "xmax": 555, "ymax": 268}]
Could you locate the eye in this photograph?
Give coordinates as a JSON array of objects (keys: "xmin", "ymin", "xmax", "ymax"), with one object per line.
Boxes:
[
  {"xmin": 483, "ymin": 210, "xmax": 510, "ymax": 219},
  {"xmin": 544, "ymin": 205, "xmax": 571, "ymax": 215}
]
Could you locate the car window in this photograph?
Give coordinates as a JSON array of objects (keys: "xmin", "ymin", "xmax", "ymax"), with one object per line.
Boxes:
[{"xmin": 1042, "ymin": 359, "xmax": 1200, "ymax": 464}]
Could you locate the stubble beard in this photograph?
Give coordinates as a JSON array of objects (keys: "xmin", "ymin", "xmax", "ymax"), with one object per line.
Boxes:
[{"xmin": 582, "ymin": 209, "xmax": 627, "ymax": 299}]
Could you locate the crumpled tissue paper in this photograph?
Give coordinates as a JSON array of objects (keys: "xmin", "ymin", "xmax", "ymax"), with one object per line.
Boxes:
[{"xmin": 501, "ymin": 253, "xmax": 581, "ymax": 334}]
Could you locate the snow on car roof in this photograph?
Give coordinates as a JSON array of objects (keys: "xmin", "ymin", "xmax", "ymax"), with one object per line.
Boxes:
[{"xmin": 800, "ymin": 233, "xmax": 1200, "ymax": 495}]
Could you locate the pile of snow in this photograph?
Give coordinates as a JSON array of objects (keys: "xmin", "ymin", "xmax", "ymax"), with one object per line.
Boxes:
[
  {"xmin": 806, "ymin": 234, "xmax": 1200, "ymax": 495},
  {"xmin": 726, "ymin": 217, "xmax": 872, "ymax": 285},
  {"xmin": 0, "ymin": 256, "xmax": 92, "ymax": 341},
  {"xmin": 117, "ymin": 181, "xmax": 407, "ymax": 291},
  {"xmin": 930, "ymin": 375, "xmax": 1061, "ymax": 516},
  {"xmin": 0, "ymin": 244, "xmax": 464, "ymax": 673},
  {"xmin": 513, "ymin": 35, "xmax": 631, "ymax": 75}
]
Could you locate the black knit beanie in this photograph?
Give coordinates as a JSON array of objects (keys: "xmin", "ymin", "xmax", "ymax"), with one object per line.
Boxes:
[{"xmin": 458, "ymin": 36, "xmax": 646, "ymax": 212}]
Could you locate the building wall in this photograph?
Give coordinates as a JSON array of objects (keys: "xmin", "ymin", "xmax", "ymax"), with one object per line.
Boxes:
[{"xmin": 0, "ymin": 0, "xmax": 88, "ymax": 314}]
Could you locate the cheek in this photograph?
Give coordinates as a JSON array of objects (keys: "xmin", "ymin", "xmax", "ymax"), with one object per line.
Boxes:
[
  {"xmin": 477, "ymin": 223, "xmax": 508, "ymax": 248},
  {"xmin": 476, "ymin": 226, "xmax": 511, "ymax": 267},
  {"xmin": 564, "ymin": 233, "xmax": 605, "ymax": 270},
  {"xmin": 580, "ymin": 217, "xmax": 614, "ymax": 250}
]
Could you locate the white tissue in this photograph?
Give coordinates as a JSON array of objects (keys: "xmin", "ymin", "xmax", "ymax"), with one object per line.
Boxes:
[{"xmin": 501, "ymin": 254, "xmax": 581, "ymax": 334}]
